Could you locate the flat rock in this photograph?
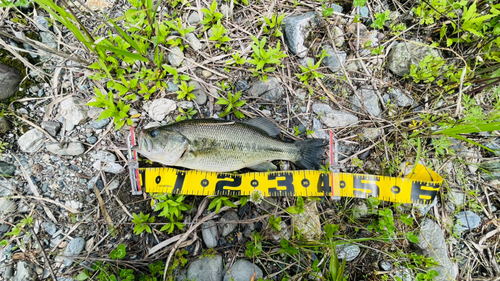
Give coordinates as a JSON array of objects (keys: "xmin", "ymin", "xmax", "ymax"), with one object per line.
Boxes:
[
  {"xmin": 202, "ymin": 220, "xmax": 218, "ymax": 248},
  {"xmin": 186, "ymin": 33, "xmax": 202, "ymax": 51},
  {"xmin": 60, "ymin": 97, "xmax": 88, "ymax": 127},
  {"xmin": 387, "ymin": 42, "xmax": 442, "ymax": 76},
  {"xmin": 63, "ymin": 237, "xmax": 86, "ymax": 266},
  {"xmin": 220, "ymin": 4, "xmax": 232, "ymax": 17},
  {"xmin": 187, "ymin": 255, "xmax": 223, "ymax": 281},
  {"xmin": 322, "ymin": 45, "xmax": 346, "ymax": 73},
  {"xmin": 12, "ymin": 261, "xmax": 37, "ymax": 281},
  {"xmin": 235, "ymin": 80, "xmax": 249, "ymax": 92},
  {"xmin": 282, "ymin": 12, "xmax": 318, "ymax": 57},
  {"xmin": 223, "ymin": 260, "xmax": 263, "ymax": 281},
  {"xmin": 300, "ymin": 57, "xmax": 315, "ymax": 68},
  {"xmin": 0, "ymin": 116, "xmax": 11, "ymax": 133},
  {"xmin": 312, "ymin": 102, "xmax": 334, "ymax": 115},
  {"xmin": 220, "ymin": 211, "xmax": 238, "ymax": 237},
  {"xmin": 312, "ymin": 118, "xmax": 329, "ymax": 139},
  {"xmin": 101, "ymin": 162, "xmax": 123, "ymax": 174},
  {"xmin": 246, "ymin": 76, "xmax": 284, "ymax": 102},
  {"xmin": 167, "ymin": 81, "xmax": 179, "ymax": 92},
  {"xmin": 417, "ymin": 219, "xmax": 458, "ymax": 281},
  {"xmin": 0, "ymin": 161, "xmax": 15, "ymax": 176},
  {"xmin": 46, "ymin": 142, "xmax": 85, "ymax": 156},
  {"xmin": 388, "ymin": 88, "xmax": 414, "ymax": 107},
  {"xmin": 18, "ymin": 129, "xmax": 45, "ymax": 153},
  {"xmin": 271, "ymin": 221, "xmax": 292, "ymax": 242},
  {"xmin": 193, "ymin": 90, "xmax": 207, "ymax": 105},
  {"xmin": 168, "ymin": 46, "xmax": 184, "ymax": 67},
  {"xmin": 41, "ymin": 121, "xmax": 62, "ymax": 137},
  {"xmin": 455, "ymin": 211, "xmax": 481, "ymax": 233},
  {"xmin": 0, "ymin": 178, "xmax": 14, "ymax": 196},
  {"xmin": 92, "ymin": 150, "xmax": 116, "ymax": 162},
  {"xmin": 351, "ymin": 88, "xmax": 381, "ymax": 117},
  {"xmin": 292, "ymin": 200, "xmax": 322, "ymax": 240},
  {"xmin": 0, "ymin": 198, "xmax": 16, "ymax": 216},
  {"xmin": 177, "ymin": 101, "xmax": 194, "ymax": 109},
  {"xmin": 188, "ymin": 12, "xmax": 201, "ymax": 25},
  {"xmin": 320, "ymin": 110, "xmax": 358, "ymax": 127},
  {"xmin": 336, "ymin": 244, "xmax": 361, "ymax": 261},
  {"xmin": 360, "ymin": 127, "xmax": 383, "ymax": 140},
  {"xmin": 333, "ymin": 26, "xmax": 344, "ymax": 47},
  {"xmin": 0, "ymin": 63, "xmax": 21, "ymax": 101},
  {"xmin": 148, "ymin": 98, "xmax": 176, "ymax": 121}
]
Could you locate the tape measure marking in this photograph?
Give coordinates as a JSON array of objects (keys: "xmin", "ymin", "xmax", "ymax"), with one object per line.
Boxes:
[{"xmin": 140, "ymin": 164, "xmax": 442, "ymax": 204}]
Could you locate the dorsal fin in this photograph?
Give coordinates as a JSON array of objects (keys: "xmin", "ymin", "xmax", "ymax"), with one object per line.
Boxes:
[{"xmin": 242, "ymin": 117, "xmax": 281, "ymax": 137}]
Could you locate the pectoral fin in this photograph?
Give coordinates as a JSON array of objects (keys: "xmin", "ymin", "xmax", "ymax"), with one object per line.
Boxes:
[{"xmin": 248, "ymin": 162, "xmax": 277, "ymax": 172}]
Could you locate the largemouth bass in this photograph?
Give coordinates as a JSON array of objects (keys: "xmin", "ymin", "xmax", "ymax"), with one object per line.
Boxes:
[{"xmin": 134, "ymin": 118, "xmax": 327, "ymax": 172}]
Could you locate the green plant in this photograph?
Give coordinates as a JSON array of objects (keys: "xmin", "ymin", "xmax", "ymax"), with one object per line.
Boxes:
[
  {"xmin": 208, "ymin": 196, "xmax": 237, "ymax": 213},
  {"xmin": 245, "ymin": 231, "xmax": 263, "ymax": 258},
  {"xmin": 209, "ymin": 20, "xmax": 231, "ymax": 49},
  {"xmin": 76, "ymin": 244, "xmax": 135, "ymax": 281},
  {"xmin": 0, "ymin": 0, "xmax": 29, "ymax": 7},
  {"xmin": 153, "ymin": 194, "xmax": 190, "ymax": 234},
  {"xmin": 226, "ymin": 52, "xmax": 246, "ymax": 66},
  {"xmin": 200, "ymin": 0, "xmax": 223, "ymax": 32},
  {"xmin": 268, "ymin": 215, "xmax": 282, "ymax": 231},
  {"xmin": 216, "ymin": 91, "xmax": 246, "ymax": 118},
  {"xmin": 163, "ymin": 65, "xmax": 190, "ymax": 84},
  {"xmin": 286, "ymin": 196, "xmax": 305, "ymax": 214},
  {"xmin": 176, "ymin": 107, "xmax": 198, "ymax": 121},
  {"xmin": 296, "ymin": 50, "xmax": 329, "ymax": 94},
  {"xmin": 176, "ymin": 81, "xmax": 196, "ymax": 100},
  {"xmin": 87, "ymin": 87, "xmax": 133, "ymax": 130},
  {"xmin": 131, "ymin": 212, "xmax": 154, "ymax": 235},
  {"xmin": 371, "ymin": 10, "xmax": 390, "ymax": 29},
  {"xmin": 277, "ymin": 239, "xmax": 298, "ymax": 255},
  {"xmin": 165, "ymin": 250, "xmax": 187, "ymax": 279},
  {"xmin": 0, "ymin": 141, "xmax": 8, "ymax": 160},
  {"xmin": 4, "ymin": 215, "xmax": 33, "ymax": 237},
  {"xmin": 247, "ymin": 36, "xmax": 288, "ymax": 81},
  {"xmin": 293, "ymin": 126, "xmax": 301, "ymax": 136},
  {"xmin": 262, "ymin": 14, "xmax": 286, "ymax": 37},
  {"xmin": 165, "ymin": 18, "xmax": 195, "ymax": 51},
  {"xmin": 367, "ymin": 208, "xmax": 395, "ymax": 241},
  {"xmin": 405, "ymin": 54, "xmax": 446, "ymax": 84}
]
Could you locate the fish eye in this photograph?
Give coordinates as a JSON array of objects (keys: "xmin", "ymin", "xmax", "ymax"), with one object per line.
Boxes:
[{"xmin": 150, "ymin": 130, "xmax": 159, "ymax": 138}]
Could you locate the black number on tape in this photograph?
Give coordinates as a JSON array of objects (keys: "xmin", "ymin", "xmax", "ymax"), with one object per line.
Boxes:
[
  {"xmin": 301, "ymin": 179, "xmax": 310, "ymax": 187},
  {"xmin": 215, "ymin": 174, "xmax": 242, "ymax": 196},
  {"xmin": 391, "ymin": 185, "xmax": 401, "ymax": 194},
  {"xmin": 173, "ymin": 171, "xmax": 186, "ymax": 193},
  {"xmin": 251, "ymin": 179, "xmax": 259, "ymax": 187},
  {"xmin": 268, "ymin": 173, "xmax": 294, "ymax": 196},
  {"xmin": 201, "ymin": 179, "xmax": 209, "ymax": 187},
  {"xmin": 317, "ymin": 173, "xmax": 331, "ymax": 195},
  {"xmin": 353, "ymin": 175, "xmax": 379, "ymax": 198},
  {"xmin": 411, "ymin": 181, "xmax": 439, "ymax": 204}
]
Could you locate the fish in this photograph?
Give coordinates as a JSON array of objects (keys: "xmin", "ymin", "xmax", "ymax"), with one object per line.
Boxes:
[{"xmin": 134, "ymin": 118, "xmax": 327, "ymax": 172}]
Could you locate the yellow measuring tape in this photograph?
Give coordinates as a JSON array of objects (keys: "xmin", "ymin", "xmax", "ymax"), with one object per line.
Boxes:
[{"xmin": 139, "ymin": 163, "xmax": 442, "ymax": 204}]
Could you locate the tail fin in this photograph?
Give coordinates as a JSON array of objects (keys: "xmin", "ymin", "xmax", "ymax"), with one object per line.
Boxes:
[{"xmin": 294, "ymin": 139, "xmax": 327, "ymax": 170}]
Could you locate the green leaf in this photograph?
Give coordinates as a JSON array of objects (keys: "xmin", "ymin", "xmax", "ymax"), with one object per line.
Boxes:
[
  {"xmin": 353, "ymin": 0, "xmax": 367, "ymax": 8},
  {"xmin": 75, "ymin": 271, "xmax": 90, "ymax": 281}
]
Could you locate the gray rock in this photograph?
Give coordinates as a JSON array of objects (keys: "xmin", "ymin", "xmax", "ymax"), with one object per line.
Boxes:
[
  {"xmin": 380, "ymin": 260, "xmax": 392, "ymax": 271},
  {"xmin": 87, "ymin": 136, "xmax": 98, "ymax": 144},
  {"xmin": 187, "ymin": 255, "xmax": 223, "ymax": 281},
  {"xmin": 41, "ymin": 121, "xmax": 62, "ymax": 136},
  {"xmin": 46, "ymin": 142, "xmax": 85, "ymax": 156},
  {"xmin": 193, "ymin": 90, "xmax": 207, "ymax": 105},
  {"xmin": 0, "ymin": 198, "xmax": 16, "ymax": 216},
  {"xmin": 220, "ymin": 211, "xmax": 238, "ymax": 237},
  {"xmin": 454, "ymin": 211, "xmax": 481, "ymax": 233},
  {"xmin": 0, "ymin": 63, "xmax": 21, "ymax": 101},
  {"xmin": 223, "ymin": 260, "xmax": 263, "ymax": 281},
  {"xmin": 300, "ymin": 57, "xmax": 315, "ymax": 68},
  {"xmin": 92, "ymin": 151, "xmax": 116, "ymax": 162},
  {"xmin": 13, "ymin": 261, "xmax": 37, "ymax": 281},
  {"xmin": 88, "ymin": 176, "xmax": 104, "ymax": 191},
  {"xmin": 0, "ymin": 162, "xmax": 15, "ymax": 176},
  {"xmin": 271, "ymin": 221, "xmax": 292, "ymax": 242},
  {"xmin": 247, "ymin": 76, "xmax": 284, "ymax": 102},
  {"xmin": 320, "ymin": 110, "xmax": 358, "ymax": 127},
  {"xmin": 36, "ymin": 16, "xmax": 50, "ymax": 31},
  {"xmin": 322, "ymin": 45, "xmax": 347, "ymax": 73},
  {"xmin": 188, "ymin": 12, "xmax": 201, "ymax": 25},
  {"xmin": 177, "ymin": 101, "xmax": 194, "ymax": 109},
  {"xmin": 360, "ymin": 127, "xmax": 383, "ymax": 140},
  {"xmin": 202, "ymin": 220, "xmax": 218, "ymax": 248},
  {"xmin": 60, "ymin": 97, "xmax": 88, "ymax": 127},
  {"xmin": 108, "ymin": 179, "xmax": 120, "ymax": 191},
  {"xmin": 40, "ymin": 32, "xmax": 57, "ymax": 49},
  {"xmin": 0, "ymin": 178, "xmax": 14, "ymax": 196},
  {"xmin": 415, "ymin": 196, "xmax": 438, "ymax": 216},
  {"xmin": 387, "ymin": 42, "xmax": 442, "ymax": 76},
  {"xmin": 186, "ymin": 33, "xmax": 202, "ymax": 51},
  {"xmin": 167, "ymin": 82, "xmax": 179, "ymax": 92},
  {"xmin": 388, "ymin": 88, "xmax": 414, "ymax": 107},
  {"xmin": 351, "ymin": 88, "xmax": 381, "ymax": 117},
  {"xmin": 168, "ymin": 46, "xmax": 184, "ymax": 67},
  {"xmin": 312, "ymin": 118, "xmax": 329, "ymax": 139},
  {"xmin": 101, "ymin": 162, "xmax": 123, "ymax": 174},
  {"xmin": 235, "ymin": 80, "xmax": 249, "ymax": 92},
  {"xmin": 392, "ymin": 267, "xmax": 412, "ymax": 281},
  {"xmin": 0, "ymin": 116, "xmax": 11, "ymax": 133},
  {"xmin": 417, "ymin": 219, "xmax": 458, "ymax": 281},
  {"xmin": 292, "ymin": 200, "xmax": 322, "ymax": 240},
  {"xmin": 42, "ymin": 222, "xmax": 58, "ymax": 236},
  {"xmin": 449, "ymin": 190, "xmax": 466, "ymax": 207},
  {"xmin": 89, "ymin": 118, "xmax": 110, "ymax": 129},
  {"xmin": 282, "ymin": 12, "xmax": 319, "ymax": 58},
  {"xmin": 18, "ymin": 129, "xmax": 45, "ymax": 153},
  {"xmin": 312, "ymin": 102, "xmax": 334, "ymax": 115},
  {"xmin": 359, "ymin": 6, "xmax": 369, "ymax": 18},
  {"xmin": 148, "ymin": 98, "xmax": 177, "ymax": 121},
  {"xmin": 336, "ymin": 244, "xmax": 361, "ymax": 261},
  {"xmin": 331, "ymin": 3, "xmax": 343, "ymax": 13},
  {"xmin": 63, "ymin": 237, "xmax": 86, "ymax": 266},
  {"xmin": 333, "ymin": 26, "xmax": 344, "ymax": 47}
]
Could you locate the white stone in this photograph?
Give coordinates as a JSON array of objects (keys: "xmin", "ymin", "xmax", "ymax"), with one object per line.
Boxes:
[
  {"xmin": 18, "ymin": 129, "xmax": 45, "ymax": 153},
  {"xmin": 60, "ymin": 97, "xmax": 88, "ymax": 127},
  {"xmin": 168, "ymin": 46, "xmax": 184, "ymax": 67},
  {"xmin": 148, "ymin": 98, "xmax": 176, "ymax": 121}
]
